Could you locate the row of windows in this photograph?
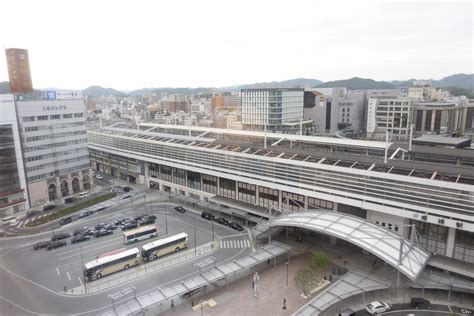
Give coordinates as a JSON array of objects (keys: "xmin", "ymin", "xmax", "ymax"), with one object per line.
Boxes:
[
  {"xmin": 25, "ymin": 148, "xmax": 88, "ymax": 162},
  {"xmin": 23, "ymin": 138, "xmax": 87, "ymax": 152},
  {"xmin": 27, "ymin": 163, "xmax": 91, "ymax": 182},
  {"xmin": 88, "ymin": 253, "xmax": 138, "ymax": 272},
  {"xmin": 88, "ymin": 133, "xmax": 474, "ymax": 216},
  {"xmin": 127, "ymin": 228, "xmax": 157, "ymax": 240},
  {"xmin": 26, "ymin": 155, "xmax": 90, "ymax": 172},
  {"xmin": 24, "ymin": 122, "xmax": 85, "ymax": 132},
  {"xmin": 22, "ymin": 113, "xmax": 83, "ymax": 122},
  {"xmin": 26, "ymin": 130, "xmax": 86, "ymax": 142},
  {"xmin": 143, "ymin": 237, "xmax": 187, "ymax": 256}
]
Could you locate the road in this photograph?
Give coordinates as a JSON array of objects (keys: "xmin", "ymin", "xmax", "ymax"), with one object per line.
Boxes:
[{"xmin": 0, "ymin": 196, "xmax": 251, "ymax": 315}]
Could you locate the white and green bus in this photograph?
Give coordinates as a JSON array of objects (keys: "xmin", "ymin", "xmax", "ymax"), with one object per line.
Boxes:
[
  {"xmin": 83, "ymin": 248, "xmax": 140, "ymax": 281},
  {"xmin": 123, "ymin": 225, "xmax": 157, "ymax": 244},
  {"xmin": 141, "ymin": 232, "xmax": 189, "ymax": 261}
]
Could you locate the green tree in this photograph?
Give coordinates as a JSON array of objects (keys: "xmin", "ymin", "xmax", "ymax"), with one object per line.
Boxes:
[
  {"xmin": 294, "ymin": 268, "xmax": 319, "ymax": 295},
  {"xmin": 309, "ymin": 251, "xmax": 329, "ymax": 276}
]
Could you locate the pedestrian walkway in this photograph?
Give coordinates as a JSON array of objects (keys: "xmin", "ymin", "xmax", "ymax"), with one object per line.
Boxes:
[{"xmin": 219, "ymin": 239, "xmax": 252, "ymax": 249}]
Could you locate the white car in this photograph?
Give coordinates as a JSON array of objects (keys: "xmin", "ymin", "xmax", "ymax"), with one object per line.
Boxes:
[
  {"xmin": 366, "ymin": 301, "xmax": 391, "ymax": 315},
  {"xmin": 96, "ymin": 175, "xmax": 103, "ymax": 180}
]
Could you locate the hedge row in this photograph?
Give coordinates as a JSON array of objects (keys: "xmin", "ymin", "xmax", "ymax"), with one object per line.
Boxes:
[{"xmin": 26, "ymin": 192, "xmax": 117, "ymax": 227}]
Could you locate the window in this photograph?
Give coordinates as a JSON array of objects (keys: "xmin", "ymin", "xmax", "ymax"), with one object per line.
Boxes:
[
  {"xmin": 50, "ymin": 115, "xmax": 60, "ymax": 120},
  {"xmin": 74, "ymin": 113, "xmax": 83, "ymax": 118},
  {"xmin": 63, "ymin": 114, "xmax": 72, "ymax": 118},
  {"xmin": 23, "ymin": 116, "xmax": 35, "ymax": 122},
  {"xmin": 37, "ymin": 115, "xmax": 48, "ymax": 121}
]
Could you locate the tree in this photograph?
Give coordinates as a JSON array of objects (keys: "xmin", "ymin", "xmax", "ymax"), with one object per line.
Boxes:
[
  {"xmin": 294, "ymin": 268, "xmax": 319, "ymax": 295},
  {"xmin": 309, "ymin": 251, "xmax": 329, "ymax": 277}
]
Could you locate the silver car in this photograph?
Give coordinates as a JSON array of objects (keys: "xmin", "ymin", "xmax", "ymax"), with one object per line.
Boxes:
[{"xmin": 365, "ymin": 301, "xmax": 391, "ymax": 315}]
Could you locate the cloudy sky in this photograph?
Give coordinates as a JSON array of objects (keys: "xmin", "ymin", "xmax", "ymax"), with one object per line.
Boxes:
[{"xmin": 1, "ymin": 0, "xmax": 472, "ymax": 90}]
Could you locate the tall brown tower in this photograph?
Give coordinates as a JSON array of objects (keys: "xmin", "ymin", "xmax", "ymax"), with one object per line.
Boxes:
[{"xmin": 5, "ymin": 48, "xmax": 33, "ymax": 93}]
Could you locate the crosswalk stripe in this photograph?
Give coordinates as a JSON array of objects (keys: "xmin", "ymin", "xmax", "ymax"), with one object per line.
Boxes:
[{"xmin": 25, "ymin": 219, "xmax": 30, "ymax": 225}]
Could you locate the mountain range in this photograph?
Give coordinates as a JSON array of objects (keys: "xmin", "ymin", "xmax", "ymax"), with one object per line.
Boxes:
[{"xmin": 1, "ymin": 74, "xmax": 472, "ymax": 97}]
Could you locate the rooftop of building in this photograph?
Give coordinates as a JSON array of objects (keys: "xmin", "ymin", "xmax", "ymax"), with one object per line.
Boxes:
[{"xmin": 88, "ymin": 123, "xmax": 474, "ymax": 185}]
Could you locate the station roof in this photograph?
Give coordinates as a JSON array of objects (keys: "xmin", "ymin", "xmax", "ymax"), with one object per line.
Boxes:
[
  {"xmin": 271, "ymin": 211, "xmax": 430, "ymax": 281},
  {"xmin": 412, "ymin": 135, "xmax": 471, "ymax": 148}
]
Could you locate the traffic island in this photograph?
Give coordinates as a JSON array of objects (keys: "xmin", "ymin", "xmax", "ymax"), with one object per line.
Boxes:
[{"xmin": 25, "ymin": 192, "xmax": 117, "ymax": 227}]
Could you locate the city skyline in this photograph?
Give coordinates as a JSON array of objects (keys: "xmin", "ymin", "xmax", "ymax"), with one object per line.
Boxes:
[{"xmin": 0, "ymin": 0, "xmax": 472, "ymax": 90}]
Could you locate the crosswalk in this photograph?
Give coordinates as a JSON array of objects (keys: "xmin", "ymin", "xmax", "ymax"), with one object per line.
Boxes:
[{"xmin": 219, "ymin": 239, "xmax": 252, "ymax": 249}]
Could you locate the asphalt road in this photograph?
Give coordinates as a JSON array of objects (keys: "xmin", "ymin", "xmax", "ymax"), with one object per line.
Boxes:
[
  {"xmin": 354, "ymin": 303, "xmax": 474, "ymax": 315},
  {"xmin": 0, "ymin": 199, "xmax": 251, "ymax": 315}
]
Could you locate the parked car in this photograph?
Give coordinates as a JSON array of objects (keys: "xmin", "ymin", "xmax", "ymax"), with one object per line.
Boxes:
[
  {"xmin": 95, "ymin": 175, "xmax": 103, "ymax": 180},
  {"xmin": 47, "ymin": 240, "xmax": 67, "ymax": 250},
  {"xmin": 365, "ymin": 301, "xmax": 391, "ymax": 315},
  {"xmin": 33, "ymin": 241, "xmax": 50, "ymax": 250},
  {"xmin": 71, "ymin": 234, "xmax": 90, "ymax": 244},
  {"xmin": 79, "ymin": 211, "xmax": 92, "ymax": 218},
  {"xmin": 103, "ymin": 223, "xmax": 117, "ymax": 230},
  {"xmin": 64, "ymin": 197, "xmax": 77, "ymax": 204},
  {"xmin": 73, "ymin": 226, "xmax": 89, "ymax": 236},
  {"xmin": 134, "ymin": 214, "xmax": 147, "ymax": 221},
  {"xmin": 123, "ymin": 186, "xmax": 133, "ymax": 192},
  {"xmin": 121, "ymin": 194, "xmax": 132, "ymax": 200},
  {"xmin": 60, "ymin": 217, "xmax": 72, "ymax": 225},
  {"xmin": 81, "ymin": 229, "xmax": 95, "ymax": 237},
  {"xmin": 229, "ymin": 222, "xmax": 244, "ymax": 231},
  {"xmin": 114, "ymin": 218, "xmax": 128, "ymax": 225},
  {"xmin": 51, "ymin": 233, "xmax": 70, "ymax": 241},
  {"xmin": 410, "ymin": 297, "xmax": 431, "ymax": 309},
  {"xmin": 174, "ymin": 206, "xmax": 186, "ymax": 213},
  {"xmin": 139, "ymin": 216, "xmax": 155, "ymax": 225},
  {"xmin": 94, "ymin": 229, "xmax": 113, "ymax": 238},
  {"xmin": 43, "ymin": 205, "xmax": 56, "ymax": 212},
  {"xmin": 95, "ymin": 223, "xmax": 107, "ymax": 230},
  {"xmin": 215, "ymin": 217, "xmax": 229, "ymax": 226},
  {"xmin": 121, "ymin": 221, "xmax": 138, "ymax": 230},
  {"xmin": 201, "ymin": 212, "xmax": 215, "ymax": 221},
  {"xmin": 95, "ymin": 206, "xmax": 107, "ymax": 212}
]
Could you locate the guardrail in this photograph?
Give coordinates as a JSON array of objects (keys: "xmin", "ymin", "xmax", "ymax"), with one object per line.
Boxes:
[{"xmin": 70, "ymin": 242, "xmax": 216, "ymax": 295}]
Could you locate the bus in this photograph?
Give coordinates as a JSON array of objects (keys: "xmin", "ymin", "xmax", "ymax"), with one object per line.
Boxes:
[
  {"xmin": 123, "ymin": 225, "xmax": 157, "ymax": 244},
  {"xmin": 141, "ymin": 232, "xmax": 188, "ymax": 262},
  {"xmin": 83, "ymin": 248, "xmax": 140, "ymax": 281}
]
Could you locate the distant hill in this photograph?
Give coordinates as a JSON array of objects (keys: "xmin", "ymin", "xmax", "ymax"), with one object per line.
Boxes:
[
  {"xmin": 151, "ymin": 87, "xmax": 214, "ymax": 95},
  {"xmin": 315, "ymin": 77, "xmax": 395, "ymax": 90},
  {"xmin": 220, "ymin": 78, "xmax": 323, "ymax": 91},
  {"xmin": 435, "ymin": 74, "xmax": 473, "ymax": 89},
  {"xmin": 82, "ymin": 85, "xmax": 126, "ymax": 97}
]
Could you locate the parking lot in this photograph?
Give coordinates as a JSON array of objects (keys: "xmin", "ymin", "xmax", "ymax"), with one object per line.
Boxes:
[{"xmin": 0, "ymin": 199, "xmax": 251, "ymax": 294}]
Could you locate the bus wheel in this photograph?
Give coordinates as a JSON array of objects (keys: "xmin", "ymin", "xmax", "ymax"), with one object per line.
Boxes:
[
  {"xmin": 175, "ymin": 247, "xmax": 180, "ymax": 252},
  {"xmin": 134, "ymin": 239, "xmax": 138, "ymax": 243},
  {"xmin": 124, "ymin": 264, "xmax": 129, "ymax": 269},
  {"xmin": 149, "ymin": 235, "xmax": 154, "ymax": 239},
  {"xmin": 97, "ymin": 273, "xmax": 102, "ymax": 279},
  {"xmin": 153, "ymin": 255, "xmax": 157, "ymax": 260}
]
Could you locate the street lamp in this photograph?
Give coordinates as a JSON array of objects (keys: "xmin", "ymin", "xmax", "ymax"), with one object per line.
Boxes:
[{"xmin": 194, "ymin": 216, "xmax": 197, "ymax": 255}]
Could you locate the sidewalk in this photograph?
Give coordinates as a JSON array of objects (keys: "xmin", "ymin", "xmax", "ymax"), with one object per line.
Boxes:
[{"xmin": 159, "ymin": 253, "xmax": 311, "ymax": 316}]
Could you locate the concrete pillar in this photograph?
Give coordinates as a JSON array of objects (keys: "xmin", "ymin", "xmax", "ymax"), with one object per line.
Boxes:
[
  {"xmin": 330, "ymin": 236, "xmax": 337, "ymax": 246},
  {"xmin": 278, "ymin": 190, "xmax": 283, "ymax": 211},
  {"xmin": 255, "ymin": 185, "xmax": 259, "ymax": 206},
  {"xmin": 304, "ymin": 195, "xmax": 308, "ymax": 211},
  {"xmin": 445, "ymin": 227, "xmax": 456, "ymax": 258}
]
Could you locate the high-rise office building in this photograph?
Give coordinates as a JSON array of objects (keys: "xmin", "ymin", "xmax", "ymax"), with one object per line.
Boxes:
[
  {"xmin": 241, "ymin": 88, "xmax": 304, "ymax": 129},
  {"xmin": 5, "ymin": 48, "xmax": 33, "ymax": 94}
]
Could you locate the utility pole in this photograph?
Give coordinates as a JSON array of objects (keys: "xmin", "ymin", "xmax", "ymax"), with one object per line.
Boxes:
[
  {"xmin": 194, "ymin": 216, "xmax": 197, "ymax": 255},
  {"xmin": 80, "ymin": 246, "xmax": 86, "ymax": 293}
]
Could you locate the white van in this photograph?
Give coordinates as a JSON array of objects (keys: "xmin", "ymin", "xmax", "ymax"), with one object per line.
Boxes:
[
  {"xmin": 79, "ymin": 192, "xmax": 89, "ymax": 199},
  {"xmin": 2, "ymin": 215, "xmax": 17, "ymax": 224}
]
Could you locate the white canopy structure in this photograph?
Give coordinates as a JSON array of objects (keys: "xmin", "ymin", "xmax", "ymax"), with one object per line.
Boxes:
[{"xmin": 271, "ymin": 211, "xmax": 430, "ymax": 281}]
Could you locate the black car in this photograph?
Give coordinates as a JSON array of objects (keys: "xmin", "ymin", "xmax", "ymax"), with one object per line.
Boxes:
[
  {"xmin": 410, "ymin": 298, "xmax": 431, "ymax": 309},
  {"xmin": 215, "ymin": 217, "xmax": 229, "ymax": 226},
  {"xmin": 43, "ymin": 205, "xmax": 56, "ymax": 212},
  {"xmin": 95, "ymin": 207, "xmax": 107, "ymax": 212},
  {"xmin": 121, "ymin": 194, "xmax": 132, "ymax": 200},
  {"xmin": 47, "ymin": 240, "xmax": 67, "ymax": 250},
  {"xmin": 60, "ymin": 217, "xmax": 72, "ymax": 225},
  {"xmin": 51, "ymin": 233, "xmax": 70, "ymax": 241},
  {"xmin": 139, "ymin": 217, "xmax": 155, "ymax": 225},
  {"xmin": 94, "ymin": 229, "xmax": 113, "ymax": 237},
  {"xmin": 229, "ymin": 222, "xmax": 244, "ymax": 231},
  {"xmin": 73, "ymin": 226, "xmax": 89, "ymax": 236},
  {"xmin": 79, "ymin": 211, "xmax": 92, "ymax": 218},
  {"xmin": 134, "ymin": 214, "xmax": 147, "ymax": 221},
  {"xmin": 123, "ymin": 186, "xmax": 133, "ymax": 192},
  {"xmin": 201, "ymin": 212, "xmax": 215, "ymax": 221},
  {"xmin": 71, "ymin": 234, "xmax": 90, "ymax": 243},
  {"xmin": 33, "ymin": 240, "xmax": 50, "ymax": 250},
  {"xmin": 64, "ymin": 197, "xmax": 77, "ymax": 204},
  {"xmin": 121, "ymin": 221, "xmax": 138, "ymax": 230},
  {"xmin": 174, "ymin": 206, "xmax": 186, "ymax": 213}
]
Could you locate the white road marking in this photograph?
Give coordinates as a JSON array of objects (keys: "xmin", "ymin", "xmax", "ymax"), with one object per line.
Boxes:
[
  {"xmin": 24, "ymin": 219, "xmax": 30, "ymax": 225},
  {"xmin": 448, "ymin": 306, "xmax": 452, "ymax": 312},
  {"xmin": 78, "ymin": 277, "xmax": 83, "ymax": 286},
  {"xmin": 67, "ymin": 272, "xmax": 71, "ymax": 281},
  {"xmin": 56, "ymin": 267, "xmax": 60, "ymax": 276}
]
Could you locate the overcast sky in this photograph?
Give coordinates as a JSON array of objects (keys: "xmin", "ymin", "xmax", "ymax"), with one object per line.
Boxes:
[{"xmin": 1, "ymin": 0, "xmax": 472, "ymax": 90}]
